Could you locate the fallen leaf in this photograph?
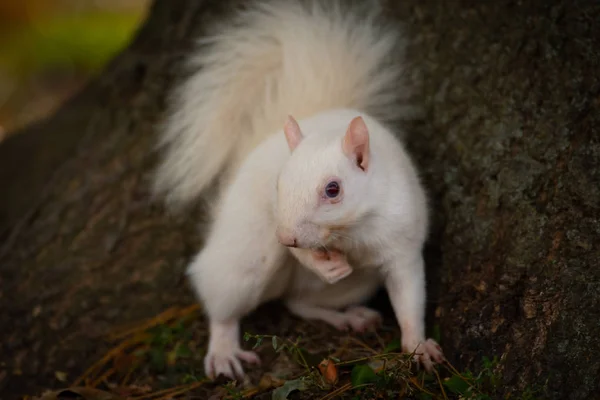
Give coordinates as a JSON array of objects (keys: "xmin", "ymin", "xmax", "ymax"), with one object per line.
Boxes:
[
  {"xmin": 383, "ymin": 338, "xmax": 401, "ymax": 353},
  {"xmin": 318, "ymin": 358, "xmax": 338, "ymax": 385},
  {"xmin": 350, "ymin": 364, "xmax": 379, "ymax": 387},
  {"xmin": 443, "ymin": 375, "xmax": 470, "ymax": 395},
  {"xmin": 32, "ymin": 305, "xmax": 42, "ymax": 317},
  {"xmin": 271, "ymin": 378, "xmax": 308, "ymax": 400},
  {"xmin": 258, "ymin": 374, "xmax": 285, "ymax": 390},
  {"xmin": 367, "ymin": 359, "xmax": 386, "ymax": 373},
  {"xmin": 54, "ymin": 371, "xmax": 68, "ymax": 382}
]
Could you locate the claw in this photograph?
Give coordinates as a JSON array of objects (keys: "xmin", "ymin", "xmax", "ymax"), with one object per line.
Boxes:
[
  {"xmin": 404, "ymin": 338, "xmax": 445, "ymax": 372},
  {"xmin": 237, "ymin": 350, "xmax": 261, "ymax": 365}
]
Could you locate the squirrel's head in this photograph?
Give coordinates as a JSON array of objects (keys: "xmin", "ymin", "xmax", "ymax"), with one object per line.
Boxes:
[{"xmin": 275, "ymin": 115, "xmax": 373, "ymax": 250}]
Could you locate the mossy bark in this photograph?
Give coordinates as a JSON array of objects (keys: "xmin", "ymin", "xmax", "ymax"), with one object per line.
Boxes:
[
  {"xmin": 400, "ymin": 2, "xmax": 599, "ymax": 398},
  {"xmin": 0, "ymin": 1, "xmax": 597, "ymax": 399}
]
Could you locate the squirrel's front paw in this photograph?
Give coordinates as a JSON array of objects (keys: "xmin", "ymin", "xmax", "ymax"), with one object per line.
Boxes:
[
  {"xmin": 204, "ymin": 348, "xmax": 261, "ymax": 380},
  {"xmin": 402, "ymin": 337, "xmax": 445, "ymax": 372},
  {"xmin": 312, "ymin": 250, "xmax": 353, "ymax": 284}
]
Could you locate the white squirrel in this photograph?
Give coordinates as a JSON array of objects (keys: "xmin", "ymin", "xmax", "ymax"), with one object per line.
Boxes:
[{"xmin": 153, "ymin": 0, "xmax": 445, "ymax": 380}]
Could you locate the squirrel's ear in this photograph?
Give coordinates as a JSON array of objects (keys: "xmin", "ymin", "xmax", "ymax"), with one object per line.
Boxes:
[
  {"xmin": 283, "ymin": 115, "xmax": 303, "ymax": 151},
  {"xmin": 343, "ymin": 116, "xmax": 370, "ymax": 171}
]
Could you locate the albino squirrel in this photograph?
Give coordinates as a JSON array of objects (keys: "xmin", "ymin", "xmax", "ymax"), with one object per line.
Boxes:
[{"xmin": 153, "ymin": 0, "xmax": 445, "ymax": 380}]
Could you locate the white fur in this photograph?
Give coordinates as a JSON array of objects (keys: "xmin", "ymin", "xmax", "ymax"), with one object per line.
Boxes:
[
  {"xmin": 153, "ymin": 0, "xmax": 444, "ymax": 380},
  {"xmin": 153, "ymin": 0, "xmax": 405, "ymax": 209}
]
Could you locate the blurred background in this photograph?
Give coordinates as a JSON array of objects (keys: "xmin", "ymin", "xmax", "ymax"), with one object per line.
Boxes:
[{"xmin": 0, "ymin": 0, "xmax": 150, "ymax": 140}]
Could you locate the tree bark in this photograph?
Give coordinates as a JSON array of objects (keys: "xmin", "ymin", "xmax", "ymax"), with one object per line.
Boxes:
[{"xmin": 0, "ymin": 1, "xmax": 598, "ymax": 399}]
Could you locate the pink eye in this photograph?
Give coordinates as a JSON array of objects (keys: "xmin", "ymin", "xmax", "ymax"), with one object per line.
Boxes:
[{"xmin": 324, "ymin": 181, "xmax": 340, "ymax": 198}]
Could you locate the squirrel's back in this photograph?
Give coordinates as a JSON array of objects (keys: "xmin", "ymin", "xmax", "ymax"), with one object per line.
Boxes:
[{"xmin": 153, "ymin": 0, "xmax": 408, "ymax": 209}]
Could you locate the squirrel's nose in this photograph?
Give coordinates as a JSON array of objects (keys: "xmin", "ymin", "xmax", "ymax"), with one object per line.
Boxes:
[{"xmin": 276, "ymin": 229, "xmax": 297, "ymax": 247}]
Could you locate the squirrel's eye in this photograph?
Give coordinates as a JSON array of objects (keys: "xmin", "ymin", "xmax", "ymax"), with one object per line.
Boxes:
[{"xmin": 324, "ymin": 181, "xmax": 340, "ymax": 198}]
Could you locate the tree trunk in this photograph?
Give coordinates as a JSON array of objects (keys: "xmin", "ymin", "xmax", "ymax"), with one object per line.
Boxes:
[{"xmin": 0, "ymin": 1, "xmax": 597, "ymax": 399}]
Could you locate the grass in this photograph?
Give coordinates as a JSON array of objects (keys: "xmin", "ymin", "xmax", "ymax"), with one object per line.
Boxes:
[{"xmin": 33, "ymin": 304, "xmax": 544, "ymax": 400}]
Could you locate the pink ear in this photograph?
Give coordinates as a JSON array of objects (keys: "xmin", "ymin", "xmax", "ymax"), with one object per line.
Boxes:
[
  {"xmin": 283, "ymin": 115, "xmax": 303, "ymax": 151},
  {"xmin": 342, "ymin": 116, "xmax": 370, "ymax": 171}
]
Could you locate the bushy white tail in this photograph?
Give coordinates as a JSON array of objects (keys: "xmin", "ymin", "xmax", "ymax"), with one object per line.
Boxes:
[{"xmin": 153, "ymin": 0, "xmax": 407, "ymax": 209}]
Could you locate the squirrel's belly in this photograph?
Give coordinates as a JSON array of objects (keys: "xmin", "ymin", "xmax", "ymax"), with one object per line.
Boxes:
[{"xmin": 285, "ymin": 266, "xmax": 382, "ymax": 309}]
